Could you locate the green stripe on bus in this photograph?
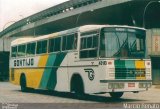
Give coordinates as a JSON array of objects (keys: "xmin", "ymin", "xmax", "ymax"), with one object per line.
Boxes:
[
  {"xmin": 39, "ymin": 53, "xmax": 67, "ymax": 90},
  {"xmin": 47, "ymin": 53, "xmax": 67, "ymax": 90},
  {"xmin": 125, "ymin": 60, "xmax": 136, "ymax": 79},
  {"xmin": 114, "ymin": 60, "xmax": 125, "ymax": 68},
  {"xmin": 39, "ymin": 54, "xmax": 56, "ymax": 89},
  {"xmin": 115, "ymin": 60, "xmax": 136, "ymax": 79},
  {"xmin": 125, "ymin": 60, "xmax": 135, "ymax": 68}
]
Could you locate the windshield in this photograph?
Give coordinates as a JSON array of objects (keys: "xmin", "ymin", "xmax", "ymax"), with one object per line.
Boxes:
[{"xmin": 100, "ymin": 27, "xmax": 146, "ymax": 58}]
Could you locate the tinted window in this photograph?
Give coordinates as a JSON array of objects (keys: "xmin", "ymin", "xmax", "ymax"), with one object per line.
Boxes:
[
  {"xmin": 26, "ymin": 42, "xmax": 36, "ymax": 56},
  {"xmin": 80, "ymin": 34, "xmax": 98, "ymax": 58},
  {"xmin": 11, "ymin": 46, "xmax": 17, "ymax": 57},
  {"xmin": 62, "ymin": 36, "xmax": 67, "ymax": 50},
  {"xmin": 62, "ymin": 34, "xmax": 77, "ymax": 51},
  {"xmin": 54, "ymin": 37, "xmax": 61, "ymax": 52},
  {"xmin": 17, "ymin": 45, "xmax": 26, "ymax": 56},
  {"xmin": 49, "ymin": 37, "xmax": 61, "ymax": 53},
  {"xmin": 36, "ymin": 40, "xmax": 47, "ymax": 54},
  {"xmin": 81, "ymin": 35, "xmax": 98, "ymax": 49}
]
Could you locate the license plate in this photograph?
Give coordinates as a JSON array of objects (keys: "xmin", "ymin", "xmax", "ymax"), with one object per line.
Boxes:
[{"xmin": 128, "ymin": 83, "xmax": 135, "ymax": 87}]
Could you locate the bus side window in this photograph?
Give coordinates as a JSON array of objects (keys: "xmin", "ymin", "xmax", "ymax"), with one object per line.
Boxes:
[
  {"xmin": 49, "ymin": 38, "xmax": 55, "ymax": 52},
  {"xmin": 26, "ymin": 42, "xmax": 36, "ymax": 56},
  {"xmin": 74, "ymin": 33, "xmax": 78, "ymax": 49},
  {"xmin": 54, "ymin": 37, "xmax": 61, "ymax": 52},
  {"xmin": 66, "ymin": 34, "xmax": 77, "ymax": 50},
  {"xmin": 62, "ymin": 33, "xmax": 77, "ymax": 51},
  {"xmin": 17, "ymin": 44, "xmax": 26, "ymax": 57},
  {"xmin": 62, "ymin": 36, "xmax": 67, "ymax": 51},
  {"xmin": 11, "ymin": 46, "xmax": 17, "ymax": 57},
  {"xmin": 80, "ymin": 34, "xmax": 98, "ymax": 58},
  {"xmin": 36, "ymin": 40, "xmax": 47, "ymax": 54},
  {"xmin": 49, "ymin": 37, "xmax": 61, "ymax": 53}
]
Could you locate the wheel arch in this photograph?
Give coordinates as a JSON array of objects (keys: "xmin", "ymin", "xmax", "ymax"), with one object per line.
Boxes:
[
  {"xmin": 19, "ymin": 73, "xmax": 26, "ymax": 84},
  {"xmin": 70, "ymin": 73, "xmax": 85, "ymax": 92}
]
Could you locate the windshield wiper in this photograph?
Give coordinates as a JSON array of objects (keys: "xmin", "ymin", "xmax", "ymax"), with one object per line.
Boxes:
[
  {"xmin": 113, "ymin": 33, "xmax": 128, "ymax": 57},
  {"xmin": 130, "ymin": 40, "xmax": 136, "ymax": 52}
]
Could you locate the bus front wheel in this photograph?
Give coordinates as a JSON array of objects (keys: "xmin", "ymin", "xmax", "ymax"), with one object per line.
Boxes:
[
  {"xmin": 20, "ymin": 74, "xmax": 28, "ymax": 92},
  {"xmin": 109, "ymin": 92, "xmax": 124, "ymax": 99}
]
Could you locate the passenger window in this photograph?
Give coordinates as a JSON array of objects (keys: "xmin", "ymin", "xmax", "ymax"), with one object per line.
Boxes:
[
  {"xmin": 80, "ymin": 34, "xmax": 99, "ymax": 58},
  {"xmin": 36, "ymin": 40, "xmax": 47, "ymax": 54},
  {"xmin": 49, "ymin": 38, "xmax": 54, "ymax": 52},
  {"xmin": 17, "ymin": 45, "xmax": 26, "ymax": 56},
  {"xmin": 62, "ymin": 33, "xmax": 77, "ymax": 51},
  {"xmin": 26, "ymin": 42, "xmax": 36, "ymax": 56},
  {"xmin": 49, "ymin": 37, "xmax": 61, "ymax": 52},
  {"xmin": 54, "ymin": 37, "xmax": 61, "ymax": 52},
  {"xmin": 62, "ymin": 36, "xmax": 67, "ymax": 51},
  {"xmin": 11, "ymin": 46, "xmax": 17, "ymax": 57}
]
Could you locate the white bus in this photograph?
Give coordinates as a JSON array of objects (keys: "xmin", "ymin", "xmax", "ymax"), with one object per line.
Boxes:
[{"xmin": 10, "ymin": 25, "xmax": 152, "ymax": 98}]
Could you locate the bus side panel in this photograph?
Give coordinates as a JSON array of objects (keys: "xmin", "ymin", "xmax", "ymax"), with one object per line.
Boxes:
[
  {"xmin": 39, "ymin": 53, "xmax": 67, "ymax": 90},
  {"xmin": 10, "ymin": 68, "xmax": 21, "ymax": 85},
  {"xmin": 55, "ymin": 68, "xmax": 69, "ymax": 92},
  {"xmin": 10, "ymin": 56, "xmax": 47, "ymax": 89},
  {"xmin": 67, "ymin": 52, "xmax": 102, "ymax": 94},
  {"xmin": 54, "ymin": 53, "xmax": 69, "ymax": 92}
]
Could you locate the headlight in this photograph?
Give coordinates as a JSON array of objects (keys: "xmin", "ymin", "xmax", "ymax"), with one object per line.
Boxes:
[
  {"xmin": 108, "ymin": 83, "xmax": 113, "ymax": 89},
  {"xmin": 143, "ymin": 83, "xmax": 146, "ymax": 87},
  {"xmin": 147, "ymin": 83, "xmax": 152, "ymax": 88},
  {"xmin": 139, "ymin": 83, "xmax": 152, "ymax": 88},
  {"xmin": 146, "ymin": 68, "xmax": 151, "ymax": 72},
  {"xmin": 108, "ymin": 83, "xmax": 124, "ymax": 89}
]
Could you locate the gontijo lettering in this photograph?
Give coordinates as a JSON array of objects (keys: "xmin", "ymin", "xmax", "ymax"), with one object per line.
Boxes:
[{"xmin": 14, "ymin": 58, "xmax": 34, "ymax": 67}]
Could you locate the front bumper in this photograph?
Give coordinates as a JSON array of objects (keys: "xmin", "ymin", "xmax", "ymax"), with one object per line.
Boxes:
[{"xmin": 100, "ymin": 80, "xmax": 152, "ymax": 93}]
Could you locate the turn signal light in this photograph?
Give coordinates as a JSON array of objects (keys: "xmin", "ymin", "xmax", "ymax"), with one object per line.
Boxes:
[
  {"xmin": 108, "ymin": 61, "xmax": 112, "ymax": 65},
  {"xmin": 147, "ymin": 62, "xmax": 150, "ymax": 66}
]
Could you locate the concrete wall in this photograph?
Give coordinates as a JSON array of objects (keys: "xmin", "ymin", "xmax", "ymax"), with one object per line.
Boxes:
[
  {"xmin": 147, "ymin": 29, "xmax": 160, "ymax": 85},
  {"xmin": 147, "ymin": 29, "xmax": 160, "ymax": 56},
  {"xmin": 0, "ymin": 37, "xmax": 18, "ymax": 52}
]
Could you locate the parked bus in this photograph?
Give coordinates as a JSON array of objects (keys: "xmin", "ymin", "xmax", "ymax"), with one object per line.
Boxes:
[{"xmin": 10, "ymin": 25, "xmax": 152, "ymax": 98}]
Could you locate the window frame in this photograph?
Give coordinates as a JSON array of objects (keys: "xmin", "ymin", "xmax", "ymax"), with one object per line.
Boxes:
[
  {"xmin": 36, "ymin": 39, "xmax": 48, "ymax": 55},
  {"xmin": 17, "ymin": 44, "xmax": 26, "ymax": 57},
  {"xmin": 62, "ymin": 33, "xmax": 78, "ymax": 52},
  {"xmin": 11, "ymin": 46, "xmax": 18, "ymax": 58},
  {"xmin": 99, "ymin": 27, "xmax": 146, "ymax": 58},
  {"xmin": 48, "ymin": 36, "xmax": 62, "ymax": 53},
  {"xmin": 26, "ymin": 42, "xmax": 36, "ymax": 56},
  {"xmin": 79, "ymin": 31, "xmax": 100, "ymax": 59}
]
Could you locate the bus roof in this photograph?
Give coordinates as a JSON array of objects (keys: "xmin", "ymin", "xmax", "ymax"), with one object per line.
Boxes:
[{"xmin": 11, "ymin": 25, "xmax": 145, "ymax": 46}]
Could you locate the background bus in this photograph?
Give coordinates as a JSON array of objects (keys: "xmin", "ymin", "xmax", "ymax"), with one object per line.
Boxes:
[{"xmin": 10, "ymin": 25, "xmax": 152, "ymax": 98}]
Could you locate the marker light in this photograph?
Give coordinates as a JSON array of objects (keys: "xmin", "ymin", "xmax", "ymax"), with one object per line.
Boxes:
[{"xmin": 108, "ymin": 61, "xmax": 112, "ymax": 65}]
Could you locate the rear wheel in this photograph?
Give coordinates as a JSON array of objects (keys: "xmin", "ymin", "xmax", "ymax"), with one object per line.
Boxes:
[
  {"xmin": 109, "ymin": 92, "xmax": 124, "ymax": 99},
  {"xmin": 20, "ymin": 74, "xmax": 28, "ymax": 92}
]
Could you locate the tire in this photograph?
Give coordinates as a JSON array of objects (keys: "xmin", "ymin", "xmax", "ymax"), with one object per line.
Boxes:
[
  {"xmin": 109, "ymin": 92, "xmax": 124, "ymax": 99},
  {"xmin": 20, "ymin": 75, "xmax": 28, "ymax": 92},
  {"xmin": 71, "ymin": 75, "xmax": 84, "ymax": 97}
]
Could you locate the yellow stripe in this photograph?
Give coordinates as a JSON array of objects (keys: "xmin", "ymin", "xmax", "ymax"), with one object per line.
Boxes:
[
  {"xmin": 135, "ymin": 60, "xmax": 145, "ymax": 80},
  {"xmin": 35, "ymin": 55, "xmax": 49, "ymax": 88},
  {"xmin": 10, "ymin": 55, "xmax": 49, "ymax": 89},
  {"xmin": 135, "ymin": 61, "xmax": 145, "ymax": 69},
  {"xmin": 136, "ymin": 76, "xmax": 146, "ymax": 80},
  {"xmin": 38, "ymin": 55, "xmax": 49, "ymax": 67}
]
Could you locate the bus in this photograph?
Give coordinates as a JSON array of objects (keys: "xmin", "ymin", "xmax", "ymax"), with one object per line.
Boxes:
[{"xmin": 10, "ymin": 25, "xmax": 152, "ymax": 98}]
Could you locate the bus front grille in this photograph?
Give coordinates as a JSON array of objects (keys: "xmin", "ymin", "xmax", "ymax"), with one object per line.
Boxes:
[{"xmin": 115, "ymin": 68, "xmax": 146, "ymax": 79}]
